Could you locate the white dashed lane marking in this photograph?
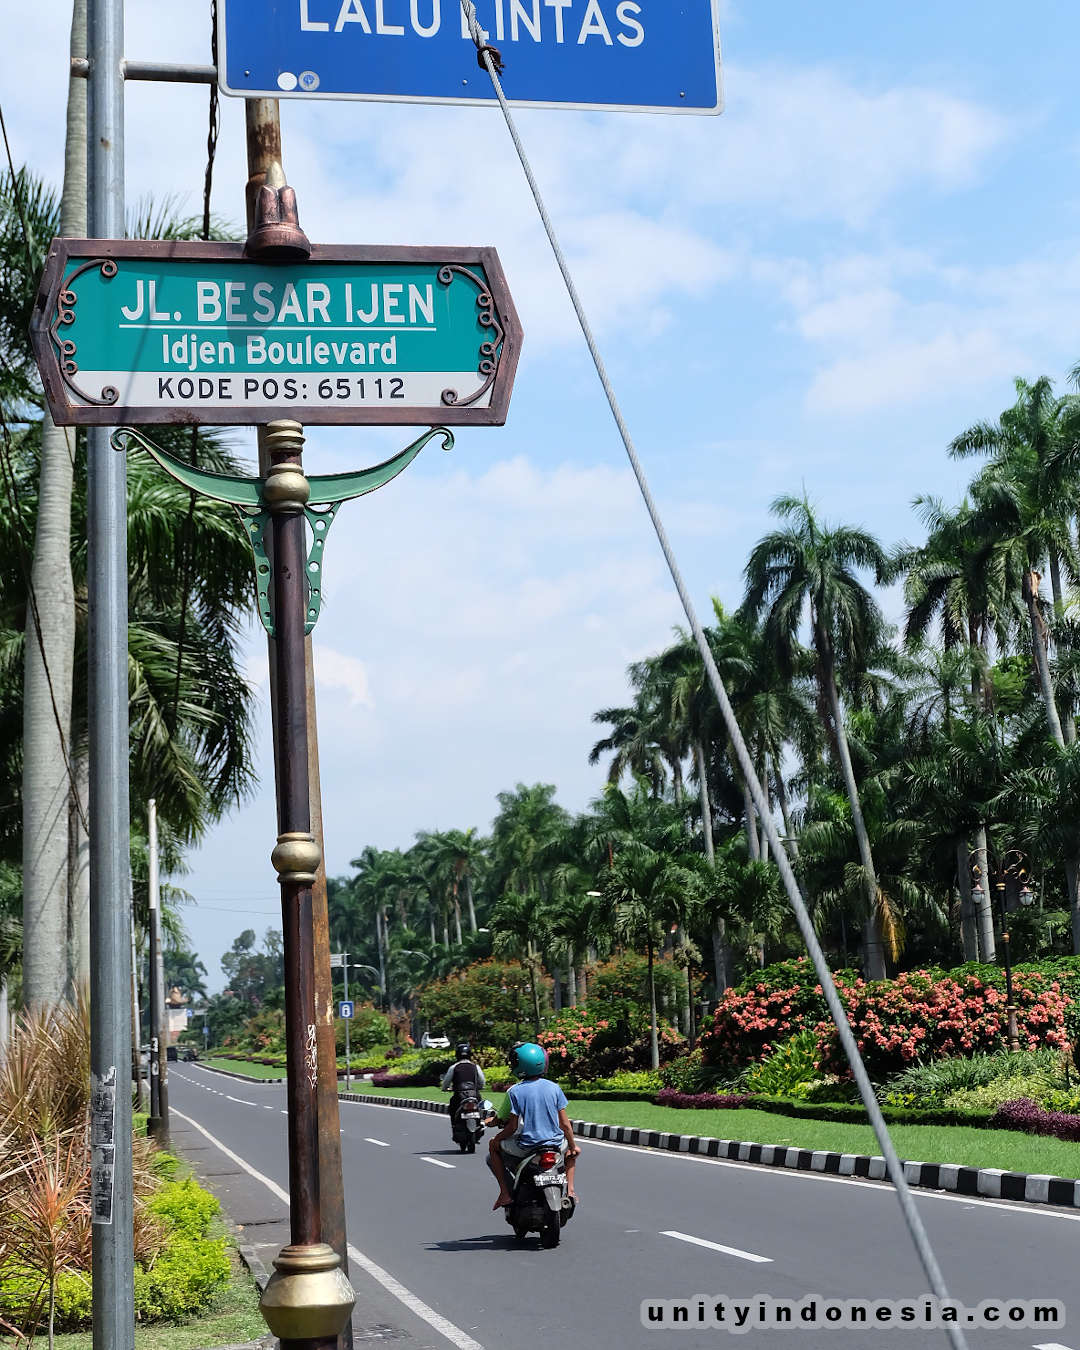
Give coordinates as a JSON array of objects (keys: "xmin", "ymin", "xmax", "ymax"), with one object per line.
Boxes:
[
  {"xmin": 661, "ymin": 1231, "xmax": 772, "ymax": 1263},
  {"xmin": 226, "ymin": 1095, "xmax": 257, "ymax": 1106},
  {"xmin": 421, "ymin": 1156, "xmax": 455, "ymax": 1169},
  {"xmin": 365, "ymin": 1138, "xmax": 390, "ymax": 1147}
]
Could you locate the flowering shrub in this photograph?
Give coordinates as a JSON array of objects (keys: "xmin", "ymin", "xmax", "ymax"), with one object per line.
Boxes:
[
  {"xmin": 700, "ymin": 958, "xmax": 1075, "ymax": 1081},
  {"xmin": 654, "ymin": 1090, "xmax": 751, "ymax": 1110},
  {"xmin": 698, "ymin": 958, "xmax": 833, "ymax": 1071},
  {"xmin": 538, "ymin": 1007, "xmax": 681, "ymax": 1083},
  {"xmin": 992, "ymin": 1097, "xmax": 1080, "ymax": 1142},
  {"xmin": 814, "ymin": 970, "xmax": 1071, "ymax": 1079}
]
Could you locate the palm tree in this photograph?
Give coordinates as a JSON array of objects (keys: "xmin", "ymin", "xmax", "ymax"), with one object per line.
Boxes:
[{"xmin": 742, "ymin": 493, "xmax": 890, "ymax": 977}]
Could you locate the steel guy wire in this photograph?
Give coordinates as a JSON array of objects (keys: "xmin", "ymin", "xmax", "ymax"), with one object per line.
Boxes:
[{"xmin": 457, "ymin": 6, "xmax": 969, "ymax": 1345}]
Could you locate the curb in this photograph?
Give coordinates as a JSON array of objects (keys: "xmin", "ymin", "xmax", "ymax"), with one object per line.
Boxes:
[
  {"xmin": 570, "ymin": 1120, "xmax": 1080, "ymax": 1209},
  {"xmin": 339, "ymin": 1090, "xmax": 450, "ymax": 1114}
]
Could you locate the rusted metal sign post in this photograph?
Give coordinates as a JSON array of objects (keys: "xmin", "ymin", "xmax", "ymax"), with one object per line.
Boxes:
[{"xmin": 32, "ymin": 173, "xmax": 520, "ymax": 1349}]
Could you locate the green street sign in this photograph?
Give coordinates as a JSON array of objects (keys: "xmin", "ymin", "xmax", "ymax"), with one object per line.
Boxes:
[{"xmin": 31, "ymin": 240, "xmax": 522, "ymax": 427}]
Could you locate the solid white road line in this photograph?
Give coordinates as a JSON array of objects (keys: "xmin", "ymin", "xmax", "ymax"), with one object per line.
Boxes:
[
  {"xmin": 365, "ymin": 1138, "xmax": 390, "ymax": 1147},
  {"xmin": 170, "ymin": 1106, "xmax": 484, "ymax": 1350},
  {"xmin": 661, "ymin": 1230, "xmax": 772, "ymax": 1263},
  {"xmin": 421, "ymin": 1156, "xmax": 456, "ymax": 1169},
  {"xmin": 1033, "ymin": 1343, "xmax": 1075, "ymax": 1349}
]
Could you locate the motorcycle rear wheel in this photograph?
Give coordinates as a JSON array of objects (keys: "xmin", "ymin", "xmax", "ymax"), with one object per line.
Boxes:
[{"xmin": 540, "ymin": 1210, "xmax": 561, "ymax": 1249}]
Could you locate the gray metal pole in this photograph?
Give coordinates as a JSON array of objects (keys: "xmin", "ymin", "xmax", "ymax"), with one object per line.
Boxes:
[
  {"xmin": 343, "ymin": 956, "xmax": 349, "ymax": 1088},
  {"xmin": 129, "ymin": 914, "xmax": 145, "ymax": 1112},
  {"xmin": 148, "ymin": 799, "xmax": 169, "ymax": 1143},
  {"xmin": 87, "ymin": 0, "xmax": 133, "ymax": 1344}
]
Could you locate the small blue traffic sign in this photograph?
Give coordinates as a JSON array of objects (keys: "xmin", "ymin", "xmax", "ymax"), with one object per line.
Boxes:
[
  {"xmin": 339, "ymin": 1001, "xmax": 354, "ymax": 1019},
  {"xmin": 219, "ymin": 1, "xmax": 722, "ymax": 114}
]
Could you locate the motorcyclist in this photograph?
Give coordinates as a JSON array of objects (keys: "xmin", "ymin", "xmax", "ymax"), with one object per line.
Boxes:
[
  {"xmin": 488, "ymin": 1041, "xmax": 579, "ymax": 1211},
  {"xmin": 441, "ymin": 1041, "xmax": 485, "ymax": 1137}
]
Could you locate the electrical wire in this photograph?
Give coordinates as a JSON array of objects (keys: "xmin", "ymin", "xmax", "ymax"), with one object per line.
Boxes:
[{"xmin": 457, "ymin": 6, "xmax": 970, "ymax": 1345}]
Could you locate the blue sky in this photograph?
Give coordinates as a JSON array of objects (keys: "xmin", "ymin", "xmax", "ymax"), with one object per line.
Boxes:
[{"xmin": 7, "ymin": 1, "xmax": 1080, "ymax": 989}]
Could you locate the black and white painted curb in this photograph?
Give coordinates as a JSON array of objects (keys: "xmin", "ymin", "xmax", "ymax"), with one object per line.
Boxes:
[
  {"xmin": 201, "ymin": 1071, "xmax": 1080, "ymax": 1211},
  {"xmin": 571, "ymin": 1120, "xmax": 1080, "ymax": 1209}
]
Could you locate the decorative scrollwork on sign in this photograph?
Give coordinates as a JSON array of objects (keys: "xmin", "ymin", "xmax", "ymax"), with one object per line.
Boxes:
[
  {"xmin": 305, "ymin": 1023, "xmax": 318, "ymax": 1092},
  {"xmin": 50, "ymin": 258, "xmax": 120, "ymax": 406},
  {"xmin": 437, "ymin": 264, "xmax": 505, "ymax": 409}
]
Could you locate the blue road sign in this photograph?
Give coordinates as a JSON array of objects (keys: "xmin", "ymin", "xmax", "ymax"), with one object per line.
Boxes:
[
  {"xmin": 219, "ymin": 1, "xmax": 722, "ymax": 114},
  {"xmin": 339, "ymin": 1001, "xmax": 355, "ymax": 1019}
]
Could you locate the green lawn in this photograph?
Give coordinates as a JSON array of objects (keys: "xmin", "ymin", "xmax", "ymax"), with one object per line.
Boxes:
[
  {"xmin": 565, "ymin": 1100, "xmax": 1080, "ymax": 1179},
  {"xmin": 201, "ymin": 1055, "xmax": 285, "ymax": 1079},
  {"xmin": 52, "ymin": 1249, "xmax": 265, "ymax": 1350}
]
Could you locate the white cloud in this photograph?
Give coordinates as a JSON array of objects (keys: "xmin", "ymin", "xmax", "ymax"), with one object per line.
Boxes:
[{"xmin": 313, "ymin": 647, "xmax": 375, "ymax": 708}]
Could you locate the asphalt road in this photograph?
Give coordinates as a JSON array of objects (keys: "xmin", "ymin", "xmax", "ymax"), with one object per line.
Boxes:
[{"xmin": 168, "ymin": 1065, "xmax": 1078, "ymax": 1350}]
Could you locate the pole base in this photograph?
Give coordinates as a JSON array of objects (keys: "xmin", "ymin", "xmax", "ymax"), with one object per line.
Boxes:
[{"xmin": 260, "ymin": 1242, "xmax": 355, "ymax": 1343}]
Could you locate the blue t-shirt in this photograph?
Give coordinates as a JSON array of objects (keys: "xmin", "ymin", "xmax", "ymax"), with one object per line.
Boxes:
[{"xmin": 507, "ymin": 1077, "xmax": 568, "ymax": 1149}]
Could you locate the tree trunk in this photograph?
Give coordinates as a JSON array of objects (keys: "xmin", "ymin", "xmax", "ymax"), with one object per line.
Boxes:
[
  {"xmin": 67, "ymin": 747, "xmax": 90, "ymax": 991},
  {"xmin": 529, "ymin": 958, "xmax": 542, "ymax": 1037},
  {"xmin": 1025, "ymin": 569, "xmax": 1066, "ymax": 748},
  {"xmin": 1048, "ymin": 552, "xmax": 1076, "ymax": 745},
  {"xmin": 465, "ymin": 873, "xmax": 477, "ymax": 933},
  {"xmin": 0, "ymin": 977, "xmax": 9, "ymax": 1063},
  {"xmin": 429, "ymin": 915, "xmax": 436, "ymax": 945},
  {"xmin": 576, "ymin": 959, "xmax": 587, "ymax": 1008},
  {"xmin": 1067, "ymin": 858, "xmax": 1080, "ymax": 957},
  {"xmin": 823, "ymin": 660, "xmax": 885, "ymax": 979},
  {"xmin": 566, "ymin": 963, "xmax": 576, "ymax": 1008},
  {"xmin": 758, "ymin": 753, "xmax": 770, "ymax": 862},
  {"xmin": 646, "ymin": 936, "xmax": 659, "ymax": 1071},
  {"xmin": 711, "ymin": 923, "xmax": 728, "ymax": 996},
  {"xmin": 676, "ymin": 925, "xmax": 690, "ymax": 1035},
  {"xmin": 973, "ymin": 826, "xmax": 995, "ymax": 961},
  {"xmin": 955, "ymin": 839, "xmax": 978, "ymax": 962},
  {"xmin": 742, "ymin": 780, "xmax": 761, "ymax": 862},
  {"xmin": 552, "ymin": 965, "xmax": 562, "ymax": 1013},
  {"xmin": 776, "ymin": 771, "xmax": 799, "ymax": 859},
  {"xmin": 694, "ymin": 741, "xmax": 714, "ymax": 863},
  {"xmin": 21, "ymin": 0, "xmax": 86, "ymax": 1011},
  {"xmin": 452, "ymin": 894, "xmax": 463, "ymax": 946}
]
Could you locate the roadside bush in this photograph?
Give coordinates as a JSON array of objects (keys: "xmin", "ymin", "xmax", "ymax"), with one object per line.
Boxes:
[
  {"xmin": 659, "ymin": 1049, "xmax": 734, "ymax": 1095},
  {"xmin": 333, "ymin": 1005, "xmax": 390, "ymax": 1055},
  {"xmin": 655, "ymin": 1090, "xmax": 752, "ymax": 1110},
  {"xmin": 417, "ymin": 960, "xmax": 543, "ymax": 1046},
  {"xmin": 884, "ymin": 1047, "xmax": 1065, "ymax": 1102},
  {"xmin": 0, "ymin": 1002, "xmax": 230, "ymax": 1339},
  {"xmin": 698, "ymin": 958, "xmax": 834, "ymax": 1072},
  {"xmin": 737, "ymin": 1031, "xmax": 821, "ymax": 1098},
  {"xmin": 538, "ymin": 1006, "xmax": 681, "ymax": 1083},
  {"xmin": 699, "ymin": 958, "xmax": 1080, "ymax": 1079},
  {"xmin": 993, "ymin": 1097, "xmax": 1080, "ymax": 1142},
  {"xmin": 815, "ymin": 971, "xmax": 1071, "ymax": 1079}
]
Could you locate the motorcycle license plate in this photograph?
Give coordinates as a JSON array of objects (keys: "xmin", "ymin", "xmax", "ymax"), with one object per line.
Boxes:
[{"xmin": 535, "ymin": 1171, "xmax": 562, "ymax": 1186}]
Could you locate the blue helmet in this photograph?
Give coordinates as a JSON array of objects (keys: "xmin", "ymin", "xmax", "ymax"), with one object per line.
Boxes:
[{"xmin": 511, "ymin": 1042, "xmax": 546, "ymax": 1079}]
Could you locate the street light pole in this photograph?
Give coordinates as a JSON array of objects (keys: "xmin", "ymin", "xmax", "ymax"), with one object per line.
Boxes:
[
  {"xmin": 86, "ymin": 0, "xmax": 134, "ymax": 1345},
  {"xmin": 147, "ymin": 798, "xmax": 169, "ymax": 1144},
  {"xmin": 256, "ymin": 422, "xmax": 354, "ymax": 1349},
  {"xmin": 994, "ymin": 869, "xmax": 1019, "ymax": 1054},
  {"xmin": 342, "ymin": 955, "xmax": 350, "ymax": 1089}
]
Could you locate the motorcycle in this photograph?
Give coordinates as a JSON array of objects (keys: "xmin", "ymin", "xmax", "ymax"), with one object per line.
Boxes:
[
  {"xmin": 451, "ymin": 1088, "xmax": 486, "ymax": 1153},
  {"xmin": 502, "ymin": 1145, "xmax": 575, "ymax": 1248}
]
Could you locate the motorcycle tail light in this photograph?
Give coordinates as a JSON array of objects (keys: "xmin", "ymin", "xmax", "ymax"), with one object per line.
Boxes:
[{"xmin": 540, "ymin": 1151, "xmax": 558, "ymax": 1168}]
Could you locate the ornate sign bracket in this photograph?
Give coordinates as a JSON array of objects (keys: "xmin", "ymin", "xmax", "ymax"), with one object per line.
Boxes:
[{"xmin": 112, "ymin": 424, "xmax": 454, "ymax": 636}]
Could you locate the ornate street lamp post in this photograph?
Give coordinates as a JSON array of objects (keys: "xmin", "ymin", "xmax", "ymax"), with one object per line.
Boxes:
[{"xmin": 972, "ymin": 849, "xmax": 1036, "ymax": 1054}]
